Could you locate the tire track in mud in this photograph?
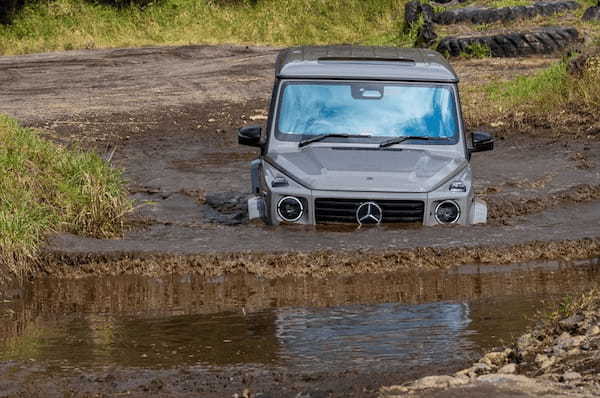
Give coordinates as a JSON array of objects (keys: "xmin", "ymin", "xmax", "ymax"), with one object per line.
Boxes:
[{"xmin": 486, "ymin": 184, "xmax": 600, "ymax": 223}]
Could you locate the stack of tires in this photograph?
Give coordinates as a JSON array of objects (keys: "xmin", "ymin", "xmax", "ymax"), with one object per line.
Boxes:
[
  {"xmin": 1, "ymin": 0, "xmax": 25, "ymax": 25},
  {"xmin": 404, "ymin": 0, "xmax": 583, "ymax": 58}
]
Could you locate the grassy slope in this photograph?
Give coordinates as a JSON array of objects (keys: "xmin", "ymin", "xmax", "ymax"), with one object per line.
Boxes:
[
  {"xmin": 0, "ymin": 115, "xmax": 130, "ymax": 279},
  {"xmin": 0, "ymin": 0, "xmax": 411, "ymax": 55},
  {"xmin": 2, "ymin": 0, "xmax": 600, "ymax": 56},
  {"xmin": 462, "ymin": 55, "xmax": 600, "ymax": 134}
]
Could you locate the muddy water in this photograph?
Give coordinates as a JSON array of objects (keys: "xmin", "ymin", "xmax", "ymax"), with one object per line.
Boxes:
[{"xmin": 1, "ymin": 259, "xmax": 600, "ymax": 376}]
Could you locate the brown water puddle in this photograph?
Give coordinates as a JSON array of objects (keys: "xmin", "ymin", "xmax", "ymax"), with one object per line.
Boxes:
[{"xmin": 1, "ymin": 258, "xmax": 599, "ymax": 376}]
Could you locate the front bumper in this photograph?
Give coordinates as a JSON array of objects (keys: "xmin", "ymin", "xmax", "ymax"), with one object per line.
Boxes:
[{"xmin": 249, "ymin": 189, "xmax": 486, "ymax": 226}]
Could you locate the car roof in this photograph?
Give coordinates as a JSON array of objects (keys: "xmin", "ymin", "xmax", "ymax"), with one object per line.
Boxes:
[{"xmin": 275, "ymin": 46, "xmax": 459, "ymax": 83}]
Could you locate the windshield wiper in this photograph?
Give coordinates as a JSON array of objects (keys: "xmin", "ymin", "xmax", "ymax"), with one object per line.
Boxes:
[
  {"xmin": 379, "ymin": 136, "xmax": 450, "ymax": 148},
  {"xmin": 298, "ymin": 133, "xmax": 372, "ymax": 148}
]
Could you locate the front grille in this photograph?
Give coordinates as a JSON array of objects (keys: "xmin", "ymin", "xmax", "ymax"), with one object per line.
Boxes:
[{"xmin": 314, "ymin": 198, "xmax": 424, "ymax": 224}]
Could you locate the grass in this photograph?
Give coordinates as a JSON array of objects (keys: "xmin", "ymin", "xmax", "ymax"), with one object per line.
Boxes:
[
  {"xmin": 486, "ymin": 61, "xmax": 568, "ymax": 111},
  {"xmin": 485, "ymin": 0, "xmax": 530, "ymax": 8},
  {"xmin": 549, "ymin": 289, "xmax": 600, "ymax": 323},
  {"xmin": 463, "ymin": 54, "xmax": 600, "ymax": 133},
  {"xmin": 0, "ymin": 0, "xmax": 414, "ymax": 55},
  {"xmin": 460, "ymin": 42, "xmax": 491, "ymax": 59},
  {"xmin": 0, "ymin": 115, "xmax": 130, "ymax": 279}
]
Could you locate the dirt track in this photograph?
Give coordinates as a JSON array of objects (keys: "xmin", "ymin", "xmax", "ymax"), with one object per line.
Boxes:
[{"xmin": 1, "ymin": 45, "xmax": 600, "ymax": 276}]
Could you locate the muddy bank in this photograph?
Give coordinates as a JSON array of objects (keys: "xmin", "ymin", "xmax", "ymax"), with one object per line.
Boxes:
[{"xmin": 39, "ymin": 238, "xmax": 600, "ymax": 279}]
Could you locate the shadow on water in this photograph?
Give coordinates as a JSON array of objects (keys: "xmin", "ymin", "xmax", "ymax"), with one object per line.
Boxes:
[{"xmin": 1, "ymin": 258, "xmax": 599, "ymax": 374}]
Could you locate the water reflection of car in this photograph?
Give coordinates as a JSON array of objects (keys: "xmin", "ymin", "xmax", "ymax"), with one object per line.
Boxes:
[{"xmin": 239, "ymin": 46, "xmax": 494, "ymax": 226}]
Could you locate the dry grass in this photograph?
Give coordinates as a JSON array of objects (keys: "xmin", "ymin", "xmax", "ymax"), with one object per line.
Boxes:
[{"xmin": 548, "ymin": 288, "xmax": 600, "ymax": 324}]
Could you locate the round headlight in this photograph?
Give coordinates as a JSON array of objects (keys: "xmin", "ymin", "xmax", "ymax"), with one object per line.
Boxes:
[
  {"xmin": 435, "ymin": 200, "xmax": 461, "ymax": 224},
  {"xmin": 277, "ymin": 196, "xmax": 303, "ymax": 222}
]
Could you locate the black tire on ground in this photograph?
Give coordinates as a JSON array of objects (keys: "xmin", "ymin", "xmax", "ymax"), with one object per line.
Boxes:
[
  {"xmin": 583, "ymin": 6, "xmax": 600, "ymax": 21},
  {"xmin": 403, "ymin": 0, "xmax": 437, "ymax": 46},
  {"xmin": 404, "ymin": 0, "xmax": 435, "ymax": 30},
  {"xmin": 432, "ymin": 1, "xmax": 580, "ymax": 25},
  {"xmin": 436, "ymin": 27, "xmax": 580, "ymax": 58},
  {"xmin": 0, "ymin": 0, "xmax": 25, "ymax": 25}
]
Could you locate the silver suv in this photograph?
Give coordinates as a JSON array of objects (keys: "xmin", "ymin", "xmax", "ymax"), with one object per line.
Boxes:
[{"xmin": 239, "ymin": 46, "xmax": 493, "ymax": 226}]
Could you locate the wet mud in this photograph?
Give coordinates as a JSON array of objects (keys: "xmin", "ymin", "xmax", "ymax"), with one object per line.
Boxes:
[
  {"xmin": 2, "ymin": 258, "xmax": 600, "ymax": 397},
  {"xmin": 40, "ymin": 238, "xmax": 600, "ymax": 279},
  {"xmin": 0, "ymin": 45, "xmax": 599, "ymax": 277}
]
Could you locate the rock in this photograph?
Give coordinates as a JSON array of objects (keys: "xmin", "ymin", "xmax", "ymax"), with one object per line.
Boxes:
[
  {"xmin": 454, "ymin": 368, "xmax": 476, "ymax": 379},
  {"xmin": 561, "ymin": 371, "xmax": 582, "ymax": 382},
  {"xmin": 587, "ymin": 325, "xmax": 600, "ymax": 336},
  {"xmin": 552, "ymin": 346, "xmax": 566, "ymax": 357},
  {"xmin": 535, "ymin": 354, "xmax": 556, "ymax": 370},
  {"xmin": 555, "ymin": 332, "xmax": 586, "ymax": 350},
  {"xmin": 472, "ymin": 362, "xmax": 493, "ymax": 375},
  {"xmin": 517, "ymin": 333, "xmax": 535, "ymax": 351},
  {"xmin": 565, "ymin": 347, "xmax": 582, "ymax": 357},
  {"xmin": 581, "ymin": 341, "xmax": 592, "ymax": 351},
  {"xmin": 559, "ymin": 314, "xmax": 584, "ymax": 332},
  {"xmin": 379, "ymin": 385, "xmax": 408, "ymax": 396},
  {"xmin": 498, "ymin": 363, "xmax": 517, "ymax": 374},
  {"xmin": 583, "ymin": 5, "xmax": 600, "ymax": 21},
  {"xmin": 477, "ymin": 374, "xmax": 533, "ymax": 384},
  {"xmin": 409, "ymin": 375, "xmax": 468, "ymax": 390},
  {"xmin": 482, "ymin": 351, "xmax": 507, "ymax": 367},
  {"xmin": 477, "ymin": 374, "xmax": 556, "ymax": 394},
  {"xmin": 538, "ymin": 373, "xmax": 560, "ymax": 382}
]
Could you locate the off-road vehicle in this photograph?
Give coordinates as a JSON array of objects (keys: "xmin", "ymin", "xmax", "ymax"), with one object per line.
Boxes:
[{"xmin": 239, "ymin": 46, "xmax": 493, "ymax": 226}]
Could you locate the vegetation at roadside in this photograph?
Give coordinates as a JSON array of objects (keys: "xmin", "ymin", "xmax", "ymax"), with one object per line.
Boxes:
[
  {"xmin": 0, "ymin": 115, "xmax": 130, "ymax": 279},
  {"xmin": 0, "ymin": 0, "xmax": 414, "ymax": 55},
  {"xmin": 463, "ymin": 53, "xmax": 600, "ymax": 134},
  {"xmin": 486, "ymin": 0, "xmax": 531, "ymax": 8},
  {"xmin": 459, "ymin": 42, "xmax": 491, "ymax": 59},
  {"xmin": 549, "ymin": 288, "xmax": 600, "ymax": 323}
]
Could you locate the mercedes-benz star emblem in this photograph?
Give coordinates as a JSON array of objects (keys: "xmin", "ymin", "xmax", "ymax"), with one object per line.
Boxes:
[{"xmin": 356, "ymin": 202, "xmax": 383, "ymax": 225}]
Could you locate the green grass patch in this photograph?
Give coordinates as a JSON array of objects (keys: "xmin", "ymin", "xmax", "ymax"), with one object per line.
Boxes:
[
  {"xmin": 0, "ymin": 115, "xmax": 130, "ymax": 279},
  {"xmin": 460, "ymin": 42, "xmax": 491, "ymax": 59},
  {"xmin": 464, "ymin": 54, "xmax": 600, "ymax": 131},
  {"xmin": 486, "ymin": 0, "xmax": 530, "ymax": 8},
  {"xmin": 0, "ymin": 0, "xmax": 414, "ymax": 55},
  {"xmin": 486, "ymin": 61, "xmax": 568, "ymax": 112}
]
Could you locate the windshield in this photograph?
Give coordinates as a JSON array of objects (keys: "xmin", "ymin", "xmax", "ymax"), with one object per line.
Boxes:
[{"xmin": 276, "ymin": 81, "xmax": 459, "ymax": 143}]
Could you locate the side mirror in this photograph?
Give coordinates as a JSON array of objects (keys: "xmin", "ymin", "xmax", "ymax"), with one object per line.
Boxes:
[
  {"xmin": 470, "ymin": 131, "xmax": 494, "ymax": 153},
  {"xmin": 238, "ymin": 125, "xmax": 262, "ymax": 148}
]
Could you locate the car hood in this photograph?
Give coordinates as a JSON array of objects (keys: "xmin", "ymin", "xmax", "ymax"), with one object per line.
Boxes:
[{"xmin": 268, "ymin": 146, "xmax": 467, "ymax": 193}]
